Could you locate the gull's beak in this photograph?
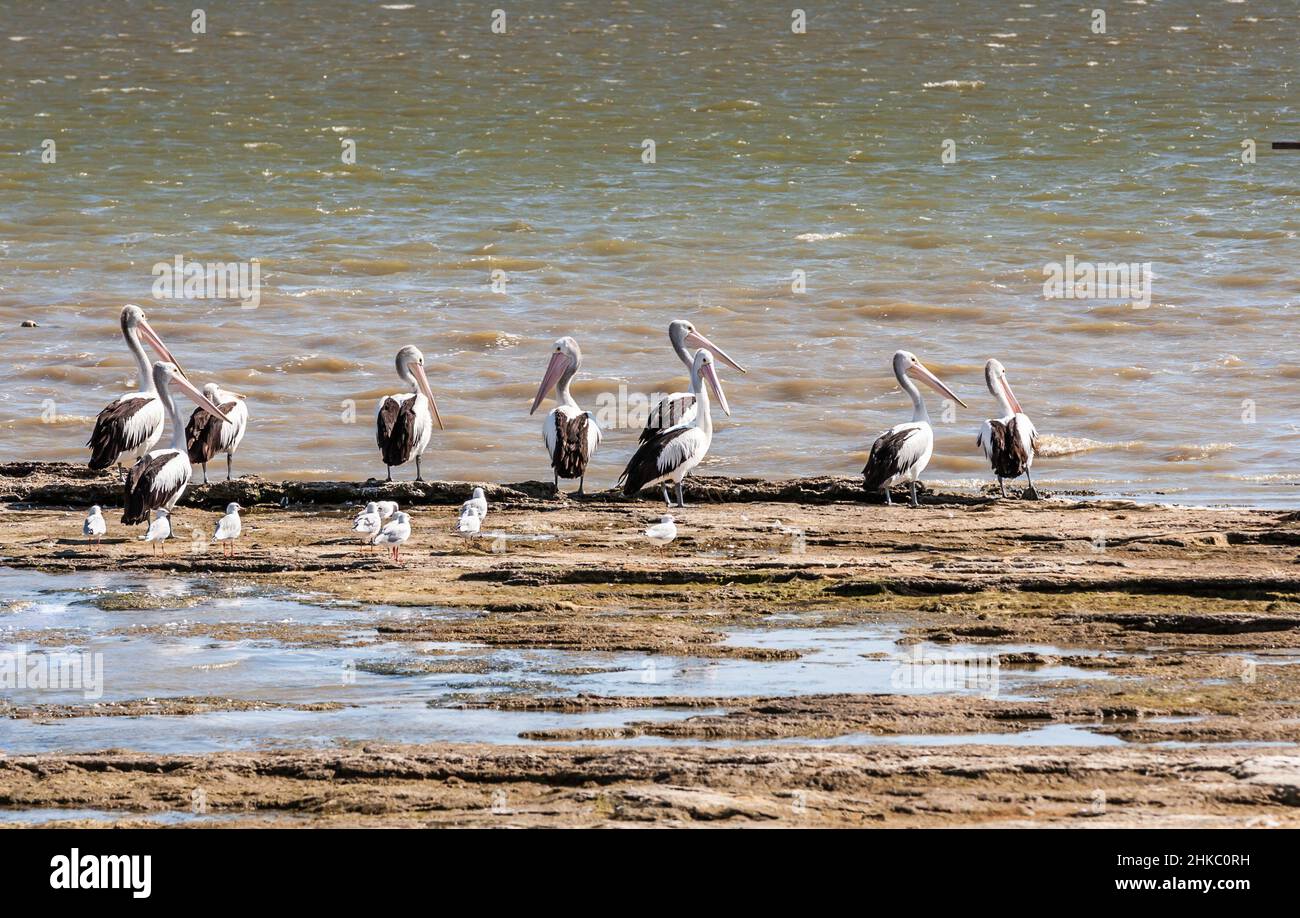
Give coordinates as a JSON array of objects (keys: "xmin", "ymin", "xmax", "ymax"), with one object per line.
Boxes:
[
  {"xmin": 684, "ymin": 329, "xmax": 747, "ymax": 374},
  {"xmin": 137, "ymin": 319, "xmax": 187, "ymax": 380},
  {"xmin": 412, "ymin": 362, "xmax": 443, "ymax": 430},
  {"xmin": 529, "ymin": 350, "xmax": 570, "ymax": 415},
  {"xmin": 908, "ymin": 361, "xmax": 968, "ymax": 409},
  {"xmin": 171, "ymin": 371, "xmax": 231, "ymax": 423},
  {"xmin": 1000, "ymin": 375, "xmax": 1023, "ymax": 415},
  {"xmin": 701, "ymin": 360, "xmax": 731, "ymax": 417}
]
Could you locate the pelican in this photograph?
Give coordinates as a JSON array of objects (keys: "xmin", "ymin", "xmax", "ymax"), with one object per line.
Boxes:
[
  {"xmin": 142, "ymin": 509, "xmax": 172, "ymax": 553},
  {"xmin": 976, "ymin": 359, "xmax": 1040, "ymax": 499},
  {"xmin": 185, "ymin": 384, "xmax": 248, "ymax": 483},
  {"xmin": 213, "ymin": 502, "xmax": 243, "ymax": 556},
  {"xmin": 644, "ymin": 514, "xmax": 677, "ymax": 549},
  {"xmin": 862, "ymin": 350, "xmax": 968, "ymax": 508},
  {"xmin": 83, "ymin": 506, "xmax": 106, "ymax": 547},
  {"xmin": 121, "ymin": 362, "xmax": 231, "ymax": 526},
  {"xmin": 529, "ymin": 337, "xmax": 602, "ymax": 495},
  {"xmin": 619, "ymin": 350, "xmax": 728, "ymax": 507},
  {"xmin": 373, "ymin": 510, "xmax": 411, "ymax": 562},
  {"xmin": 87, "ymin": 305, "xmax": 187, "ymax": 472},
  {"xmin": 640, "ymin": 320, "xmax": 746, "ymax": 442},
  {"xmin": 376, "ymin": 346, "xmax": 443, "ymax": 482}
]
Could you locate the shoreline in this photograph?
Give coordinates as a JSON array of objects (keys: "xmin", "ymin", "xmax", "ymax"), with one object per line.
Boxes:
[
  {"xmin": 2, "ymin": 463, "xmax": 1299, "ymax": 827},
  {"xmin": 3, "ymin": 462, "xmax": 1295, "ymax": 513}
]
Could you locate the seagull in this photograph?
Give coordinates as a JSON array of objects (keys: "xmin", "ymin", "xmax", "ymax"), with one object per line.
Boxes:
[
  {"xmin": 83, "ymin": 506, "xmax": 106, "ymax": 548},
  {"xmin": 456, "ymin": 509, "xmax": 482, "ymax": 538},
  {"xmin": 143, "ymin": 508, "xmax": 171, "ymax": 553},
  {"xmin": 460, "ymin": 487, "xmax": 488, "ymax": 521},
  {"xmin": 644, "ymin": 514, "xmax": 677, "ymax": 550},
  {"xmin": 213, "ymin": 502, "xmax": 242, "ymax": 556},
  {"xmin": 373, "ymin": 510, "xmax": 412, "ymax": 562},
  {"xmin": 375, "ymin": 500, "xmax": 399, "ymax": 521},
  {"xmin": 352, "ymin": 502, "xmax": 383, "ymax": 546}
]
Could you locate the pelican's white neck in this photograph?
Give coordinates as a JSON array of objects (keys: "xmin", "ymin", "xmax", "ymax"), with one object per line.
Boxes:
[
  {"xmin": 671, "ymin": 333, "xmax": 692, "ymax": 370},
  {"xmin": 555, "ymin": 360, "xmax": 579, "ymax": 410},
  {"xmin": 157, "ymin": 378, "xmax": 185, "ymax": 451},
  {"xmin": 689, "ymin": 355, "xmax": 713, "ymax": 436},
  {"xmin": 897, "ymin": 364, "xmax": 928, "ymax": 424},
  {"xmin": 126, "ymin": 325, "xmax": 156, "ymax": 394}
]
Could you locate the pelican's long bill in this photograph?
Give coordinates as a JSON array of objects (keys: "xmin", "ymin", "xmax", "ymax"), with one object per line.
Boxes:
[
  {"xmin": 412, "ymin": 361, "xmax": 444, "ymax": 430},
  {"xmin": 137, "ymin": 319, "xmax": 186, "ymax": 379},
  {"xmin": 908, "ymin": 361, "xmax": 968, "ymax": 409},
  {"xmin": 684, "ymin": 329, "xmax": 747, "ymax": 374},
  {"xmin": 1000, "ymin": 375, "xmax": 1023, "ymax": 415},
  {"xmin": 700, "ymin": 359, "xmax": 730, "ymax": 416},
  {"xmin": 171, "ymin": 371, "xmax": 232, "ymax": 423},
  {"xmin": 529, "ymin": 350, "xmax": 570, "ymax": 415}
]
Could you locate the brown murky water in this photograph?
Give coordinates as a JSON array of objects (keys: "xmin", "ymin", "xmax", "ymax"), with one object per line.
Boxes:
[{"xmin": 0, "ymin": 0, "xmax": 1296, "ymax": 503}]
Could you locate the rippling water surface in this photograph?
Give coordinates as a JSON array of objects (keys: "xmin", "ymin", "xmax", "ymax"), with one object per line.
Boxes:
[{"xmin": 0, "ymin": 1, "xmax": 1295, "ymax": 504}]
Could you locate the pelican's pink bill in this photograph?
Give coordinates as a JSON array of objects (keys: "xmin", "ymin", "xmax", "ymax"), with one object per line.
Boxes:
[
  {"xmin": 684, "ymin": 329, "xmax": 747, "ymax": 374},
  {"xmin": 172, "ymin": 372, "xmax": 231, "ymax": 423},
  {"xmin": 413, "ymin": 362, "xmax": 444, "ymax": 430},
  {"xmin": 701, "ymin": 360, "xmax": 731, "ymax": 416},
  {"xmin": 1000, "ymin": 377, "xmax": 1023, "ymax": 415},
  {"xmin": 908, "ymin": 362, "xmax": 968, "ymax": 408},
  {"xmin": 137, "ymin": 320, "xmax": 187, "ymax": 379},
  {"xmin": 529, "ymin": 350, "xmax": 570, "ymax": 415}
]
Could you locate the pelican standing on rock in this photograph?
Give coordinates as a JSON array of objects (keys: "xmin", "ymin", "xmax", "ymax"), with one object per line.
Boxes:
[
  {"xmin": 862, "ymin": 350, "xmax": 968, "ymax": 508},
  {"xmin": 121, "ymin": 362, "xmax": 231, "ymax": 526},
  {"xmin": 185, "ymin": 384, "xmax": 248, "ymax": 483},
  {"xmin": 530, "ymin": 337, "xmax": 602, "ymax": 495},
  {"xmin": 87, "ymin": 305, "xmax": 188, "ymax": 472},
  {"xmin": 213, "ymin": 502, "xmax": 243, "ymax": 556},
  {"xmin": 83, "ymin": 506, "xmax": 106, "ymax": 547},
  {"xmin": 640, "ymin": 320, "xmax": 747, "ymax": 442},
  {"xmin": 619, "ymin": 350, "xmax": 729, "ymax": 507},
  {"xmin": 376, "ymin": 346, "xmax": 443, "ymax": 482},
  {"xmin": 976, "ymin": 358, "xmax": 1040, "ymax": 499}
]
